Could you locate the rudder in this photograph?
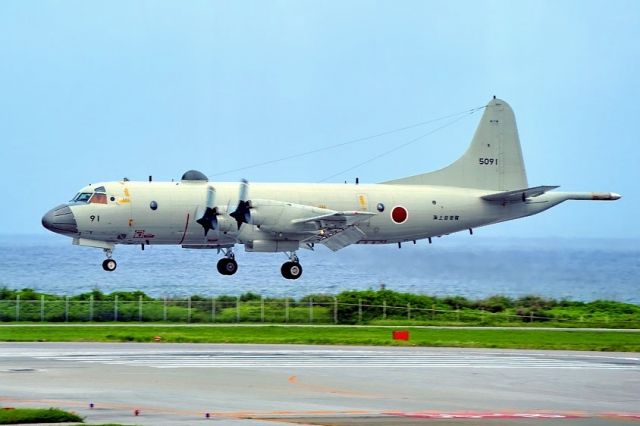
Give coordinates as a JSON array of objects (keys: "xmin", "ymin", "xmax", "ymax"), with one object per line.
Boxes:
[{"xmin": 384, "ymin": 98, "xmax": 528, "ymax": 190}]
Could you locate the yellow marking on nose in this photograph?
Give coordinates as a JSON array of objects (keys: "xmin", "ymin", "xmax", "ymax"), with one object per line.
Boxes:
[{"xmin": 117, "ymin": 187, "xmax": 131, "ymax": 204}]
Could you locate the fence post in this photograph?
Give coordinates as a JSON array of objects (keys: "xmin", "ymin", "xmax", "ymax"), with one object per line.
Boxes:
[
  {"xmin": 309, "ymin": 298, "xmax": 313, "ymax": 324},
  {"xmin": 211, "ymin": 297, "xmax": 216, "ymax": 323},
  {"xmin": 407, "ymin": 303, "xmax": 411, "ymax": 320},
  {"xmin": 187, "ymin": 296, "xmax": 192, "ymax": 323},
  {"xmin": 431, "ymin": 304, "xmax": 436, "ymax": 320},
  {"xmin": 163, "ymin": 296, "xmax": 167, "ymax": 321},
  {"xmin": 333, "ymin": 297, "xmax": 338, "ymax": 324},
  {"xmin": 456, "ymin": 305, "xmax": 460, "ymax": 322},
  {"xmin": 236, "ymin": 296, "xmax": 240, "ymax": 323},
  {"xmin": 114, "ymin": 295, "xmax": 118, "ymax": 322},
  {"xmin": 138, "ymin": 295, "xmax": 143, "ymax": 322},
  {"xmin": 40, "ymin": 294, "xmax": 45, "ymax": 322},
  {"xmin": 285, "ymin": 298, "xmax": 289, "ymax": 323},
  {"xmin": 65, "ymin": 296, "xmax": 69, "ymax": 322},
  {"xmin": 16, "ymin": 294, "xmax": 20, "ymax": 322},
  {"xmin": 261, "ymin": 296, "xmax": 265, "ymax": 323},
  {"xmin": 358, "ymin": 298, "xmax": 362, "ymax": 323},
  {"xmin": 383, "ymin": 300, "xmax": 386, "ymax": 320},
  {"xmin": 89, "ymin": 295, "xmax": 94, "ymax": 322}
]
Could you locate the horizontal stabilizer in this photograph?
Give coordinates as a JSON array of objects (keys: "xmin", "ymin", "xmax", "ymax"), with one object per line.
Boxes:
[{"xmin": 481, "ymin": 185, "xmax": 559, "ymax": 202}]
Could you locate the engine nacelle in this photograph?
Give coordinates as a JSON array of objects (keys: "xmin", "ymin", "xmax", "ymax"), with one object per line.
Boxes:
[
  {"xmin": 244, "ymin": 199, "xmax": 335, "ymax": 233},
  {"xmin": 212, "ymin": 214, "xmax": 235, "ymax": 233},
  {"xmin": 244, "ymin": 200, "xmax": 284, "ymax": 227}
]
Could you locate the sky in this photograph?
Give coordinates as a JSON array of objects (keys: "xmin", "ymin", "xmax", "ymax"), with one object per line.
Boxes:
[{"xmin": 0, "ymin": 0, "xmax": 638, "ymax": 238}]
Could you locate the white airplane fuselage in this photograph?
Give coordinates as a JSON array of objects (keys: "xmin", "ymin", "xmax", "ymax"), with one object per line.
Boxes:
[
  {"xmin": 62, "ymin": 181, "xmax": 577, "ymax": 246},
  {"xmin": 42, "ymin": 98, "xmax": 620, "ymax": 279}
]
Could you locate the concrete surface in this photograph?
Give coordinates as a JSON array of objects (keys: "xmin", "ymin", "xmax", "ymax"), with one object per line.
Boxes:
[{"xmin": 0, "ymin": 342, "xmax": 638, "ymax": 425}]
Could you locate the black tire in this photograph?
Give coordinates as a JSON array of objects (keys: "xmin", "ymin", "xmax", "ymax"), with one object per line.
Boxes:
[
  {"xmin": 280, "ymin": 262, "xmax": 292, "ymax": 279},
  {"xmin": 281, "ymin": 261, "xmax": 303, "ymax": 280},
  {"xmin": 217, "ymin": 258, "xmax": 238, "ymax": 276},
  {"xmin": 102, "ymin": 259, "xmax": 117, "ymax": 272}
]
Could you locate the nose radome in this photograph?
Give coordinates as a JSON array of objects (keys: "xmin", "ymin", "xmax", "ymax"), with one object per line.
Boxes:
[{"xmin": 42, "ymin": 204, "xmax": 78, "ymax": 234}]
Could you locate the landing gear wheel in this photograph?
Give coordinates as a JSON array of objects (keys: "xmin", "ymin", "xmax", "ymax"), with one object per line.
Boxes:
[
  {"xmin": 217, "ymin": 258, "xmax": 238, "ymax": 276},
  {"xmin": 102, "ymin": 258, "xmax": 117, "ymax": 272},
  {"xmin": 281, "ymin": 261, "xmax": 303, "ymax": 280}
]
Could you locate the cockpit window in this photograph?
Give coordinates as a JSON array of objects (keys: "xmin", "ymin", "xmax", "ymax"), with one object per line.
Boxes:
[
  {"xmin": 94, "ymin": 186, "xmax": 106, "ymax": 192},
  {"xmin": 72, "ymin": 192, "xmax": 93, "ymax": 203},
  {"xmin": 89, "ymin": 193, "xmax": 108, "ymax": 204}
]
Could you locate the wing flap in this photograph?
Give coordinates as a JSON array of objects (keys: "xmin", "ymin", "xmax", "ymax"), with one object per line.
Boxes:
[{"xmin": 321, "ymin": 226, "xmax": 367, "ymax": 251}]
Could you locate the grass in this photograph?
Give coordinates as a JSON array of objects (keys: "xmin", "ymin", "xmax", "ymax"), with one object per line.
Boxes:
[
  {"xmin": 0, "ymin": 324, "xmax": 638, "ymax": 351},
  {"xmin": 0, "ymin": 408, "xmax": 82, "ymax": 424}
]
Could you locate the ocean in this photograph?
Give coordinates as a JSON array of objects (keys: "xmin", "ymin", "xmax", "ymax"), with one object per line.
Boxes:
[{"xmin": 0, "ymin": 235, "xmax": 638, "ymax": 303}]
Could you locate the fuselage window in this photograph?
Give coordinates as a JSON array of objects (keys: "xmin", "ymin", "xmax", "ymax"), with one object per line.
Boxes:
[{"xmin": 89, "ymin": 193, "xmax": 108, "ymax": 204}]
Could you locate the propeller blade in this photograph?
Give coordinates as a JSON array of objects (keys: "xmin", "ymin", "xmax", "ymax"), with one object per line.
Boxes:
[
  {"xmin": 238, "ymin": 179, "xmax": 249, "ymax": 201},
  {"xmin": 230, "ymin": 179, "xmax": 250, "ymax": 230},
  {"xmin": 205, "ymin": 186, "xmax": 215, "ymax": 209},
  {"xmin": 196, "ymin": 186, "xmax": 217, "ymax": 236}
]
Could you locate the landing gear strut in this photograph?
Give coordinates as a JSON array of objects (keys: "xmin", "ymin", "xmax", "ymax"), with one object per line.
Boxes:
[
  {"xmin": 102, "ymin": 249, "xmax": 117, "ymax": 272},
  {"xmin": 281, "ymin": 252, "xmax": 303, "ymax": 280},
  {"xmin": 217, "ymin": 249, "xmax": 238, "ymax": 276}
]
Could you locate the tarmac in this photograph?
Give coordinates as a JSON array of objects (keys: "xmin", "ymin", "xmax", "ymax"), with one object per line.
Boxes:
[{"xmin": 0, "ymin": 342, "xmax": 638, "ymax": 425}]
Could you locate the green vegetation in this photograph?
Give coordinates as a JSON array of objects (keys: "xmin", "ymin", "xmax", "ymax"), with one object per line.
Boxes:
[
  {"xmin": 1, "ymin": 287, "xmax": 639, "ymax": 329},
  {"xmin": 0, "ymin": 324, "xmax": 638, "ymax": 351},
  {"xmin": 0, "ymin": 407, "xmax": 82, "ymax": 424}
]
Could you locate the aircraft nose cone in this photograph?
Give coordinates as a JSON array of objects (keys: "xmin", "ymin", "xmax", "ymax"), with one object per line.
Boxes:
[{"xmin": 42, "ymin": 204, "xmax": 78, "ymax": 235}]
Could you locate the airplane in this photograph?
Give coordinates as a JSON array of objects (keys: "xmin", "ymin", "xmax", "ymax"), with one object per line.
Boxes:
[{"xmin": 42, "ymin": 98, "xmax": 620, "ymax": 279}]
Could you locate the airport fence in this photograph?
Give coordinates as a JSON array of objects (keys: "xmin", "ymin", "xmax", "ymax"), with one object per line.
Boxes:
[{"xmin": 0, "ymin": 295, "xmax": 633, "ymax": 327}]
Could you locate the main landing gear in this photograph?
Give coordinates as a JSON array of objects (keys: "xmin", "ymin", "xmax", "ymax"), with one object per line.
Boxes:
[
  {"xmin": 214, "ymin": 250, "xmax": 303, "ymax": 280},
  {"xmin": 102, "ymin": 249, "xmax": 117, "ymax": 272},
  {"xmin": 216, "ymin": 249, "xmax": 238, "ymax": 276},
  {"xmin": 281, "ymin": 252, "xmax": 303, "ymax": 280}
]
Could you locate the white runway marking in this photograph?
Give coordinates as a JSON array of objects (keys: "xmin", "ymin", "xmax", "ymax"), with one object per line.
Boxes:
[{"xmin": 2, "ymin": 349, "xmax": 638, "ymax": 370}]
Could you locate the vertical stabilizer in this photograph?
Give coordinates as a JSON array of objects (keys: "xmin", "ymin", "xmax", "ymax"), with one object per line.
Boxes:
[{"xmin": 384, "ymin": 98, "xmax": 528, "ymax": 190}]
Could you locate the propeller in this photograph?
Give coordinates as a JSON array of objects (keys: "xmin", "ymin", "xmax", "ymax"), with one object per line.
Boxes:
[
  {"xmin": 229, "ymin": 179, "xmax": 250, "ymax": 230},
  {"xmin": 196, "ymin": 186, "xmax": 217, "ymax": 236}
]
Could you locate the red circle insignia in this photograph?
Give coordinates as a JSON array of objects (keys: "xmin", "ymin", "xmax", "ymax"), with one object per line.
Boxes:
[{"xmin": 391, "ymin": 206, "xmax": 408, "ymax": 224}]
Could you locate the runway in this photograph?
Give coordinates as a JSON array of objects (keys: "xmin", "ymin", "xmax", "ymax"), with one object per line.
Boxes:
[{"xmin": 0, "ymin": 342, "xmax": 638, "ymax": 425}]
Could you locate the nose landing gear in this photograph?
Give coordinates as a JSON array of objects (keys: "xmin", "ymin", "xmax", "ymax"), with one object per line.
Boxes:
[
  {"xmin": 102, "ymin": 249, "xmax": 117, "ymax": 272},
  {"xmin": 216, "ymin": 249, "xmax": 238, "ymax": 276},
  {"xmin": 281, "ymin": 252, "xmax": 303, "ymax": 280}
]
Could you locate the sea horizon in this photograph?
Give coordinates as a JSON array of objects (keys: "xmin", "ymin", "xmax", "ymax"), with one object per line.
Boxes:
[{"xmin": 1, "ymin": 234, "xmax": 638, "ymax": 304}]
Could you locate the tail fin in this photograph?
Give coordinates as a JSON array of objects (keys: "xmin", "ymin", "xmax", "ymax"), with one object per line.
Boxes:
[{"xmin": 384, "ymin": 98, "xmax": 528, "ymax": 190}]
